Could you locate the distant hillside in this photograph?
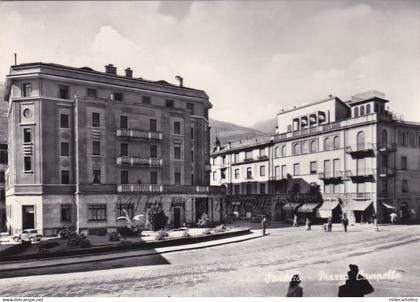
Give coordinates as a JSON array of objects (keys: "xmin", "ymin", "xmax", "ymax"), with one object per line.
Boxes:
[
  {"xmin": 209, "ymin": 118, "xmax": 265, "ymax": 146},
  {"xmin": 251, "ymin": 117, "xmax": 277, "ymax": 134}
]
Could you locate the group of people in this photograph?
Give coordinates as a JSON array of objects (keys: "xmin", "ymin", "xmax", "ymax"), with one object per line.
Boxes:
[
  {"xmin": 286, "ymin": 264, "xmax": 374, "ymax": 297},
  {"xmin": 292, "ymin": 214, "xmax": 349, "ymax": 232}
]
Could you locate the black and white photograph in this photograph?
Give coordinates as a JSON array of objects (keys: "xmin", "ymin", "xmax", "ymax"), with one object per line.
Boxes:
[{"xmin": 0, "ymin": 0, "xmax": 420, "ymax": 300}]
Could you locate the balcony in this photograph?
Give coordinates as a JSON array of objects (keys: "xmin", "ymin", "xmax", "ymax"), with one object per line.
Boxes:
[
  {"xmin": 117, "ymin": 184, "xmax": 224, "ymax": 194},
  {"xmin": 116, "ymin": 156, "xmax": 163, "ymax": 167},
  {"xmin": 345, "ymin": 143, "xmax": 376, "ymax": 158},
  {"xmin": 345, "ymin": 169, "xmax": 375, "ymax": 181},
  {"xmin": 378, "ymin": 167, "xmax": 396, "ymax": 177},
  {"xmin": 116, "ymin": 129, "xmax": 163, "ymax": 141},
  {"xmin": 319, "ymin": 171, "xmax": 343, "ymax": 180},
  {"xmin": 377, "ymin": 143, "xmax": 397, "ymax": 153}
]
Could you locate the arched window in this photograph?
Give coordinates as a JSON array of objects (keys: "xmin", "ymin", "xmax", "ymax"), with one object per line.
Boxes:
[
  {"xmin": 333, "ymin": 136, "xmax": 340, "ymax": 149},
  {"xmin": 402, "ymin": 133, "xmax": 407, "ymax": 146},
  {"xmin": 293, "ymin": 143, "xmax": 300, "ymax": 155},
  {"xmin": 281, "ymin": 145, "xmax": 286, "ymax": 157},
  {"xmin": 366, "ymin": 104, "xmax": 371, "ymax": 114},
  {"xmin": 382, "ymin": 129, "xmax": 388, "ymax": 147},
  {"xmin": 357, "ymin": 131, "xmax": 365, "ymax": 150},
  {"xmin": 310, "ymin": 140, "xmax": 317, "ymax": 153},
  {"xmin": 324, "ymin": 137, "xmax": 330, "ymax": 151},
  {"xmin": 275, "ymin": 147, "xmax": 280, "ymax": 158},
  {"xmin": 360, "ymin": 105, "xmax": 365, "ymax": 116},
  {"xmin": 302, "ymin": 141, "xmax": 308, "ymax": 153},
  {"xmin": 354, "ymin": 107, "xmax": 359, "ymax": 117}
]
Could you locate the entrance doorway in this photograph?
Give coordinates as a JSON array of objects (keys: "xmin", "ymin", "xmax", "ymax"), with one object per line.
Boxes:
[
  {"xmin": 22, "ymin": 205, "xmax": 35, "ymax": 229},
  {"xmin": 195, "ymin": 198, "xmax": 208, "ymax": 222},
  {"xmin": 173, "ymin": 207, "xmax": 181, "ymax": 229}
]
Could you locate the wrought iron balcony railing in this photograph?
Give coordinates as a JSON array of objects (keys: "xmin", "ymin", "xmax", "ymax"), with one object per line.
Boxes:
[
  {"xmin": 116, "ymin": 129, "xmax": 163, "ymax": 140},
  {"xmin": 116, "ymin": 156, "xmax": 163, "ymax": 167}
]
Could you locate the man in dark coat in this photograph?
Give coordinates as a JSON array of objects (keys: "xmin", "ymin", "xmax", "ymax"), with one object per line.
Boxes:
[
  {"xmin": 261, "ymin": 216, "xmax": 267, "ymax": 236},
  {"xmin": 342, "ymin": 214, "xmax": 349, "ymax": 232},
  {"xmin": 327, "ymin": 216, "xmax": 332, "ymax": 232},
  {"xmin": 338, "ymin": 264, "xmax": 374, "ymax": 297}
]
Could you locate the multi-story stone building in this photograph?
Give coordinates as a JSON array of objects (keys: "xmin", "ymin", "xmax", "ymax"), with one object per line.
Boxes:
[
  {"xmin": 0, "ymin": 97, "xmax": 7, "ymax": 231},
  {"xmin": 211, "ymin": 91, "xmax": 420, "ymax": 225},
  {"xmin": 3, "ymin": 62, "xmax": 222, "ymax": 236}
]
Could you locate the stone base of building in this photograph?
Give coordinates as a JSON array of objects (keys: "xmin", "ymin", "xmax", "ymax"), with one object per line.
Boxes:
[{"xmin": 5, "ymin": 193, "xmax": 225, "ymax": 236}]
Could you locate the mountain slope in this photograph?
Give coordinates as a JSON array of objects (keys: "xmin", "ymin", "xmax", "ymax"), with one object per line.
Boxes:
[
  {"xmin": 251, "ymin": 117, "xmax": 277, "ymax": 133},
  {"xmin": 209, "ymin": 118, "xmax": 265, "ymax": 146}
]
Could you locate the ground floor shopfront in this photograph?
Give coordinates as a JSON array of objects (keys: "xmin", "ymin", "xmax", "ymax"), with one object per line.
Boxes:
[{"xmin": 5, "ymin": 193, "xmax": 225, "ymax": 236}]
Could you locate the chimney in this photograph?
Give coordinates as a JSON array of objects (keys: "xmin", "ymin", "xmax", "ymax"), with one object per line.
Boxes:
[
  {"xmin": 175, "ymin": 75, "xmax": 184, "ymax": 87},
  {"xmin": 125, "ymin": 68, "xmax": 133, "ymax": 78},
  {"xmin": 105, "ymin": 64, "xmax": 117, "ymax": 75},
  {"xmin": 228, "ymin": 142, "xmax": 232, "ymax": 148}
]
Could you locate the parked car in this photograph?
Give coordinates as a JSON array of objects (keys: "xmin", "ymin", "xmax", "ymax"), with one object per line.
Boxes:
[{"xmin": 13, "ymin": 229, "xmax": 43, "ymax": 242}]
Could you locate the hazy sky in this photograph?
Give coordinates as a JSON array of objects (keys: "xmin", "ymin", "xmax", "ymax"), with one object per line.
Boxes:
[{"xmin": 0, "ymin": 1, "xmax": 419, "ymax": 127}]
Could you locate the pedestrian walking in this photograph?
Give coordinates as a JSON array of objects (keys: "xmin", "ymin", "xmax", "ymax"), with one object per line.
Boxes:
[
  {"xmin": 305, "ymin": 217, "xmax": 311, "ymax": 231},
  {"xmin": 293, "ymin": 214, "xmax": 298, "ymax": 227},
  {"xmin": 327, "ymin": 216, "xmax": 332, "ymax": 232},
  {"xmin": 390, "ymin": 212, "xmax": 397, "ymax": 224},
  {"xmin": 338, "ymin": 264, "xmax": 374, "ymax": 297},
  {"xmin": 342, "ymin": 214, "xmax": 349, "ymax": 232},
  {"xmin": 261, "ymin": 216, "xmax": 267, "ymax": 236},
  {"xmin": 286, "ymin": 274, "xmax": 303, "ymax": 297}
]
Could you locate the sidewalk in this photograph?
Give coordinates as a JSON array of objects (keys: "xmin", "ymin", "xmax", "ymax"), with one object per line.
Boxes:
[{"xmin": 0, "ymin": 230, "xmax": 261, "ymax": 273}]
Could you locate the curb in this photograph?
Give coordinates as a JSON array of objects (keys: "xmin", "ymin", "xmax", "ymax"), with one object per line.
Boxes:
[{"xmin": 0, "ymin": 231, "xmax": 261, "ymax": 274}]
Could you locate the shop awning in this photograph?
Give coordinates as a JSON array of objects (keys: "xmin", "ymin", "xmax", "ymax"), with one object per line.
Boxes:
[
  {"xmin": 343, "ymin": 201, "xmax": 372, "ymax": 211},
  {"xmin": 316, "ymin": 201, "xmax": 341, "ymax": 218},
  {"xmin": 298, "ymin": 203, "xmax": 320, "ymax": 213},
  {"xmin": 282, "ymin": 203, "xmax": 301, "ymax": 211},
  {"xmin": 382, "ymin": 202, "xmax": 397, "ymax": 210}
]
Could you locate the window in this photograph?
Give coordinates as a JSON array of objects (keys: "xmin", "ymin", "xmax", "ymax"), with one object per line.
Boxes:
[
  {"xmin": 150, "ymin": 119, "xmax": 157, "ymax": 131},
  {"xmin": 121, "ymin": 170, "xmax": 128, "ymax": 184},
  {"xmin": 234, "ymin": 185, "xmax": 240, "ymax": 195},
  {"xmin": 260, "ymin": 165, "xmax": 266, "ymax": 176},
  {"xmin": 275, "ymin": 147, "xmax": 280, "ymax": 158},
  {"xmin": 246, "ymin": 167, "xmax": 252, "ymax": 179},
  {"xmin": 310, "ymin": 140, "xmax": 317, "ymax": 153},
  {"xmin": 150, "ymin": 145, "xmax": 157, "ymax": 158},
  {"xmin": 150, "ymin": 171, "xmax": 158, "ymax": 184},
  {"xmin": 301, "ymin": 141, "xmax": 308, "ymax": 153},
  {"xmin": 174, "ymin": 121, "xmax": 181, "ymax": 134},
  {"xmin": 333, "ymin": 136, "xmax": 340, "ymax": 149},
  {"xmin": 61, "ymin": 142, "xmax": 69, "ymax": 156},
  {"xmin": 260, "ymin": 183, "xmax": 266, "ymax": 195},
  {"xmin": 59, "ymin": 85, "xmax": 69, "ymax": 99},
  {"xmin": 246, "ymin": 183, "xmax": 252, "ymax": 194},
  {"xmin": 166, "ymin": 99, "xmax": 174, "ymax": 108},
  {"xmin": 234, "ymin": 153, "xmax": 239, "ymax": 163},
  {"xmin": 175, "ymin": 172, "xmax": 181, "ymax": 185},
  {"xmin": 191, "ymin": 174, "xmax": 194, "ymax": 185},
  {"xmin": 88, "ymin": 204, "xmax": 107, "ymax": 221},
  {"xmin": 402, "ymin": 180, "xmax": 408, "ymax": 192},
  {"xmin": 245, "ymin": 151, "xmax": 253, "ymax": 159},
  {"xmin": 281, "ymin": 165, "xmax": 287, "ymax": 178},
  {"xmin": 23, "ymin": 83, "xmax": 32, "ymax": 97},
  {"xmin": 234, "ymin": 169, "xmax": 239, "ymax": 179},
  {"xmin": 174, "ymin": 147, "xmax": 181, "ymax": 159},
  {"xmin": 61, "ymin": 170, "xmax": 70, "ymax": 184},
  {"xmin": 382, "ymin": 129, "xmax": 388, "ymax": 147},
  {"xmin": 401, "ymin": 156, "xmax": 407, "ymax": 170},
  {"xmin": 293, "ymin": 143, "xmax": 300, "ymax": 155},
  {"xmin": 0, "ymin": 171, "xmax": 4, "ymax": 183},
  {"xmin": 113, "ymin": 92, "xmax": 123, "ymax": 101},
  {"xmin": 366, "ymin": 104, "xmax": 371, "ymax": 114},
  {"xmin": 357, "ymin": 131, "xmax": 365, "ymax": 150},
  {"xmin": 323, "ymin": 137, "xmax": 330, "ymax": 151},
  {"xmin": 310, "ymin": 161, "xmax": 317, "ymax": 174},
  {"xmin": 354, "ymin": 107, "xmax": 359, "ymax": 117},
  {"xmin": 23, "ymin": 129, "xmax": 31, "ymax": 143},
  {"xmin": 120, "ymin": 116, "xmax": 128, "ymax": 129},
  {"xmin": 92, "ymin": 112, "xmax": 100, "ymax": 127},
  {"xmin": 190, "ymin": 127, "xmax": 194, "ymax": 139},
  {"xmin": 120, "ymin": 143, "xmax": 128, "ymax": 156},
  {"xmin": 259, "ymin": 148, "xmax": 266, "ymax": 157},
  {"xmin": 360, "ymin": 105, "xmax": 365, "ymax": 116},
  {"xmin": 282, "ymin": 145, "xmax": 287, "ymax": 157},
  {"xmin": 142, "ymin": 96, "xmax": 151, "ymax": 104},
  {"xmin": 274, "ymin": 166, "xmax": 280, "ymax": 179},
  {"xmin": 333, "ymin": 159, "xmax": 340, "ymax": 176},
  {"xmin": 324, "ymin": 160, "xmax": 331, "ymax": 177},
  {"xmin": 60, "ymin": 114, "xmax": 69, "ymax": 128},
  {"xmin": 92, "ymin": 141, "xmax": 101, "ymax": 155},
  {"xmin": 191, "ymin": 150, "xmax": 194, "ymax": 162},
  {"xmin": 293, "ymin": 163, "xmax": 300, "ymax": 176},
  {"xmin": 24, "ymin": 156, "xmax": 31, "ymax": 171},
  {"xmin": 93, "ymin": 169, "xmax": 101, "ymax": 184},
  {"xmin": 186, "ymin": 103, "xmax": 195, "ymax": 114},
  {"xmin": 61, "ymin": 205, "xmax": 71, "ymax": 222},
  {"xmin": 212, "ymin": 171, "xmax": 217, "ymax": 180},
  {"xmin": 0, "ymin": 144, "xmax": 7, "ymax": 165},
  {"xmin": 87, "ymin": 88, "xmax": 97, "ymax": 98}
]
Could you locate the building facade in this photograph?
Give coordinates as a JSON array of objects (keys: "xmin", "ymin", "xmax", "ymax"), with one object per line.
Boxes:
[
  {"xmin": 3, "ymin": 62, "xmax": 222, "ymax": 236},
  {"xmin": 211, "ymin": 91, "xmax": 420, "ymax": 225},
  {"xmin": 0, "ymin": 98, "xmax": 7, "ymax": 231}
]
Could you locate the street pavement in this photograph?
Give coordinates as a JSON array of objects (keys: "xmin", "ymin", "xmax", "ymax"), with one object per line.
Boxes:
[{"xmin": 0, "ymin": 223, "xmax": 419, "ymax": 297}]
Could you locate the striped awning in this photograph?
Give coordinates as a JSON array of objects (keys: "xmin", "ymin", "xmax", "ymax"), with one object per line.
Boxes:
[
  {"xmin": 282, "ymin": 203, "xmax": 301, "ymax": 211},
  {"xmin": 298, "ymin": 203, "xmax": 320, "ymax": 213},
  {"xmin": 316, "ymin": 201, "xmax": 341, "ymax": 218},
  {"xmin": 343, "ymin": 201, "xmax": 372, "ymax": 211},
  {"xmin": 382, "ymin": 202, "xmax": 397, "ymax": 210}
]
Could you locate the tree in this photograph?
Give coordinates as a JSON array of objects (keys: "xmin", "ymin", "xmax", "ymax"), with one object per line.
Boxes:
[{"xmin": 147, "ymin": 201, "xmax": 168, "ymax": 231}]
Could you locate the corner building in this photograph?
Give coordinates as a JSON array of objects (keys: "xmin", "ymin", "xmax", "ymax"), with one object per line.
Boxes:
[
  {"xmin": 4, "ymin": 62, "xmax": 222, "ymax": 236},
  {"xmin": 211, "ymin": 91, "xmax": 420, "ymax": 225}
]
